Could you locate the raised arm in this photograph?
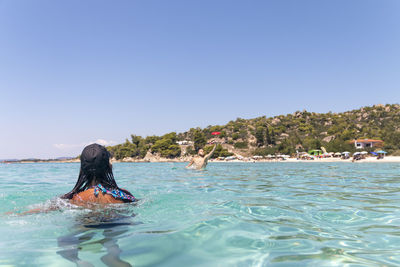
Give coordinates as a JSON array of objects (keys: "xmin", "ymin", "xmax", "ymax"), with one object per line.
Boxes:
[{"xmin": 205, "ymin": 144, "xmax": 217, "ymax": 160}]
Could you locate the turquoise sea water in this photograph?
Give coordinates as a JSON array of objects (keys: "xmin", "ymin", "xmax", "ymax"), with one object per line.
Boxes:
[{"xmin": 1, "ymin": 162, "xmax": 400, "ymax": 266}]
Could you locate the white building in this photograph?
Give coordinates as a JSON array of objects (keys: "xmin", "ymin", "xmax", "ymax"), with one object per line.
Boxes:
[
  {"xmin": 351, "ymin": 139, "xmax": 383, "ymax": 149},
  {"xmin": 176, "ymin": 140, "xmax": 193, "ymax": 145}
]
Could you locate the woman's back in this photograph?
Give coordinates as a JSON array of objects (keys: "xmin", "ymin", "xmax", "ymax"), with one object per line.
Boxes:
[
  {"xmin": 71, "ymin": 183, "xmax": 135, "ymax": 205},
  {"xmin": 71, "ymin": 188, "xmax": 124, "ymax": 205}
]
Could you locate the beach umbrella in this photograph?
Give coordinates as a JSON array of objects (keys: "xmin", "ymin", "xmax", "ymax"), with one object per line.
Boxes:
[
  {"xmin": 360, "ymin": 151, "xmax": 368, "ymax": 155},
  {"xmin": 353, "ymin": 152, "xmax": 360, "ymax": 155},
  {"xmin": 370, "ymin": 152, "xmax": 378, "ymax": 156},
  {"xmin": 342, "ymin": 152, "xmax": 350, "ymax": 154},
  {"xmin": 376, "ymin": 150, "xmax": 387, "ymax": 154},
  {"xmin": 334, "ymin": 152, "xmax": 341, "ymax": 156}
]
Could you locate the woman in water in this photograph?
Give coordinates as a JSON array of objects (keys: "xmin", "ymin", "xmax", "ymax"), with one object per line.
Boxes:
[
  {"xmin": 8, "ymin": 144, "xmax": 136, "ymax": 266},
  {"xmin": 19, "ymin": 143, "xmax": 135, "ymax": 214},
  {"xmin": 61, "ymin": 143, "xmax": 136, "ymax": 205},
  {"xmin": 59, "ymin": 144, "xmax": 136, "ymax": 266}
]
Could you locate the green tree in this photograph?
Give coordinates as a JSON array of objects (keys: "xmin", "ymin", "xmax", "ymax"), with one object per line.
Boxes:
[
  {"xmin": 130, "ymin": 135, "xmax": 142, "ymax": 146},
  {"xmin": 138, "ymin": 139, "xmax": 150, "ymax": 158},
  {"xmin": 234, "ymin": 141, "xmax": 248, "ymax": 149},
  {"xmin": 255, "ymin": 126, "xmax": 265, "ymax": 147},
  {"xmin": 151, "ymin": 138, "xmax": 173, "ymax": 154},
  {"xmin": 270, "ymin": 128, "xmax": 276, "ymax": 145},
  {"xmin": 204, "ymin": 144, "xmax": 233, "ymax": 158},
  {"xmin": 160, "ymin": 144, "xmax": 181, "ymax": 158},
  {"xmin": 162, "ymin": 132, "xmax": 178, "ymax": 143},
  {"xmin": 323, "ymin": 138, "xmax": 355, "ymax": 153},
  {"xmin": 109, "ymin": 139, "xmax": 139, "ymax": 160},
  {"xmin": 276, "ymin": 139, "xmax": 295, "ymax": 155},
  {"xmin": 193, "ymin": 130, "xmax": 206, "ymax": 152},
  {"xmin": 145, "ymin": 135, "xmax": 161, "ymax": 145},
  {"xmin": 151, "ymin": 133, "xmax": 182, "ymax": 158},
  {"xmin": 185, "ymin": 146, "xmax": 196, "ymax": 156},
  {"xmin": 266, "ymin": 125, "xmax": 272, "ymax": 145},
  {"xmin": 302, "ymin": 137, "xmax": 321, "ymax": 151}
]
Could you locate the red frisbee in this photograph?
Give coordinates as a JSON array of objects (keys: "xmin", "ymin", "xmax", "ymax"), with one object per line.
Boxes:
[{"xmin": 211, "ymin": 131, "xmax": 221, "ymax": 136}]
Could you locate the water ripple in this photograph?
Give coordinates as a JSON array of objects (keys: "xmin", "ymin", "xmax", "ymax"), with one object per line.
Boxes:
[{"xmin": 1, "ymin": 162, "xmax": 400, "ymax": 266}]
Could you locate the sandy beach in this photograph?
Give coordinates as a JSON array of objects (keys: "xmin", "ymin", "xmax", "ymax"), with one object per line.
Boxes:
[
  {"xmin": 118, "ymin": 156, "xmax": 400, "ymax": 163},
  {"xmin": 4, "ymin": 156, "xmax": 400, "ymax": 164},
  {"xmin": 281, "ymin": 156, "xmax": 400, "ymax": 163},
  {"xmin": 207, "ymin": 156, "xmax": 400, "ymax": 163}
]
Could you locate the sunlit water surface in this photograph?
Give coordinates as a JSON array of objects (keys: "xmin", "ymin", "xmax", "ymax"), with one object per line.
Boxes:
[{"xmin": 1, "ymin": 162, "xmax": 400, "ymax": 266}]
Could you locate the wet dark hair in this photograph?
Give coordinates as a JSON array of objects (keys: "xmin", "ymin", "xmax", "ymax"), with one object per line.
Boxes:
[{"xmin": 61, "ymin": 143, "xmax": 134, "ymax": 201}]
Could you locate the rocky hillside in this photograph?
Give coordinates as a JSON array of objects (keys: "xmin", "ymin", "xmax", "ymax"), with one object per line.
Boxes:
[{"xmin": 108, "ymin": 104, "xmax": 400, "ymax": 159}]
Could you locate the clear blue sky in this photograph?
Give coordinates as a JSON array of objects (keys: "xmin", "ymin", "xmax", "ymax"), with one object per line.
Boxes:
[{"xmin": 0, "ymin": 0, "xmax": 399, "ymax": 159}]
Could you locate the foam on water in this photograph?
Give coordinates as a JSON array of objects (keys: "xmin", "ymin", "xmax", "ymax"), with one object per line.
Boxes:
[{"xmin": 1, "ymin": 162, "xmax": 400, "ymax": 266}]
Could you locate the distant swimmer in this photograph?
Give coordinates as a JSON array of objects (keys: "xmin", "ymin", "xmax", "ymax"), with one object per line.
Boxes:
[{"xmin": 186, "ymin": 143, "xmax": 217, "ymax": 170}]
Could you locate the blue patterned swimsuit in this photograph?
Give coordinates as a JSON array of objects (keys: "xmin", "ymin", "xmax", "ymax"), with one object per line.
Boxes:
[{"xmin": 93, "ymin": 184, "xmax": 136, "ymax": 202}]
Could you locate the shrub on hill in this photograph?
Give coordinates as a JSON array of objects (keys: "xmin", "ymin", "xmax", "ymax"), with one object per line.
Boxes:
[
  {"xmin": 204, "ymin": 144, "xmax": 233, "ymax": 158},
  {"xmin": 107, "ymin": 138, "xmax": 148, "ymax": 160},
  {"xmin": 234, "ymin": 141, "xmax": 248, "ymax": 149},
  {"xmin": 193, "ymin": 130, "xmax": 206, "ymax": 152},
  {"xmin": 151, "ymin": 132, "xmax": 181, "ymax": 158}
]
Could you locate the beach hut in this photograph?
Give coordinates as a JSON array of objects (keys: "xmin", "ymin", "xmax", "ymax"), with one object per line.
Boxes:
[{"xmin": 350, "ymin": 139, "xmax": 384, "ymax": 149}]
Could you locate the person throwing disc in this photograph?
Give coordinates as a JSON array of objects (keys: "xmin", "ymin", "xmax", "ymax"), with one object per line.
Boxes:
[{"xmin": 186, "ymin": 132, "xmax": 219, "ymax": 170}]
